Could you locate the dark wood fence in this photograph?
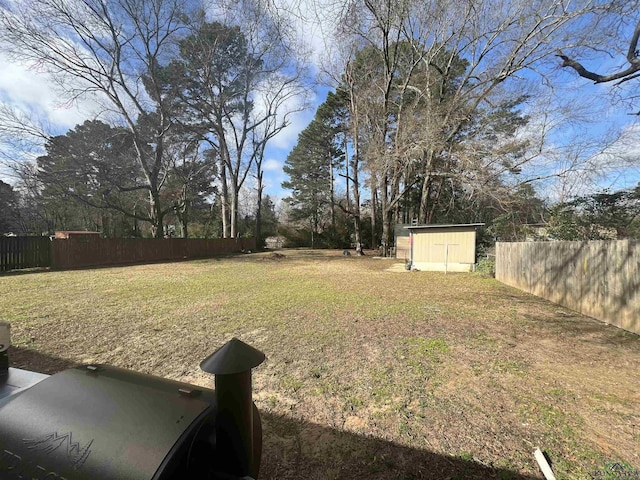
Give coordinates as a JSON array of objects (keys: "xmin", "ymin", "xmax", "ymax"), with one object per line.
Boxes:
[
  {"xmin": 0, "ymin": 236, "xmax": 52, "ymax": 271},
  {"xmin": 51, "ymin": 237, "xmax": 256, "ymax": 269},
  {"xmin": 496, "ymin": 240, "xmax": 640, "ymax": 335}
]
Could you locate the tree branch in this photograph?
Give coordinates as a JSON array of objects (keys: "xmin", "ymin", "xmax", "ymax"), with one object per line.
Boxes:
[{"xmin": 556, "ymin": 20, "xmax": 640, "ymax": 84}]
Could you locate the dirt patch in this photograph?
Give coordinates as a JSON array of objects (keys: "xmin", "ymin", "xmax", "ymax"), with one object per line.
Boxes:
[
  {"xmin": 384, "ymin": 262, "xmax": 408, "ymax": 272},
  {"xmin": 262, "ymin": 252, "xmax": 287, "ymax": 261}
]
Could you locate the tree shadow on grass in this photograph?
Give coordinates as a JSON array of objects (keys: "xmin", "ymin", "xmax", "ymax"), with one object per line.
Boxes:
[
  {"xmin": 259, "ymin": 412, "xmax": 538, "ymax": 480},
  {"xmin": 7, "ymin": 347, "xmax": 539, "ymax": 480},
  {"xmin": 514, "ymin": 240, "xmax": 640, "ymax": 334}
]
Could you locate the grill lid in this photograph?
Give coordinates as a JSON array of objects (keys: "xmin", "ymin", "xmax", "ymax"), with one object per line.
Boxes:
[{"xmin": 0, "ymin": 365, "xmax": 213, "ymax": 480}]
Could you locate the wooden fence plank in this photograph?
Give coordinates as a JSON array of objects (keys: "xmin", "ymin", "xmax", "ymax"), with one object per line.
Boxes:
[
  {"xmin": 0, "ymin": 237, "xmax": 52, "ymax": 271},
  {"xmin": 496, "ymin": 240, "xmax": 640, "ymax": 335}
]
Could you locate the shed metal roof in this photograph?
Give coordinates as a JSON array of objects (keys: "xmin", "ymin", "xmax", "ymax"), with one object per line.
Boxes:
[{"xmin": 406, "ymin": 223, "xmax": 485, "ymax": 230}]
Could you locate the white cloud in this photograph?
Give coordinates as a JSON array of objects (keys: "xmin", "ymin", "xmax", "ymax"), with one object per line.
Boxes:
[
  {"xmin": 0, "ymin": 54, "xmax": 99, "ymax": 131},
  {"xmin": 263, "ymin": 158, "xmax": 283, "ymax": 171},
  {"xmin": 263, "ymin": 168, "xmax": 287, "ymax": 196},
  {"xmin": 261, "ymin": 156, "xmax": 289, "ymax": 197},
  {"xmin": 270, "ymin": 108, "xmax": 314, "ymax": 149}
]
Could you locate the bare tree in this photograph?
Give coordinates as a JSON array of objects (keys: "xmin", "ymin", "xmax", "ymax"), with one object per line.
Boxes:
[
  {"xmin": 251, "ymin": 73, "xmax": 308, "ymax": 244},
  {"xmin": 328, "ymin": 0, "xmax": 634, "ymax": 253},
  {"xmin": 0, "ymin": 0, "xmax": 191, "ymax": 237},
  {"xmin": 0, "ymin": 105, "xmax": 51, "ymax": 181},
  {"xmin": 177, "ymin": 0, "xmax": 309, "ymax": 239}
]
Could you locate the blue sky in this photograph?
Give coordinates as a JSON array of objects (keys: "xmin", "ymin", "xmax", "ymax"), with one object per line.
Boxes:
[{"xmin": 258, "ymin": 84, "xmax": 333, "ymax": 201}]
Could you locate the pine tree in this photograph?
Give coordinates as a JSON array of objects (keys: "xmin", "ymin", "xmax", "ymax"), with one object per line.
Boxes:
[{"xmin": 282, "ymin": 117, "xmax": 342, "ymax": 247}]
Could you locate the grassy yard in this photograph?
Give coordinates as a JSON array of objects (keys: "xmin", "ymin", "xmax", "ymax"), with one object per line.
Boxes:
[{"xmin": 1, "ymin": 250, "xmax": 638, "ymax": 479}]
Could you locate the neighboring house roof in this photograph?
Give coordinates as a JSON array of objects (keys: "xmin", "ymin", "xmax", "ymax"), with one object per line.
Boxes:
[{"xmin": 406, "ymin": 223, "xmax": 485, "ymax": 230}]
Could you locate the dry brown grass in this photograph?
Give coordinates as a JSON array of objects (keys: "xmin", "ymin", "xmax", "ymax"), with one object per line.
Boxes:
[{"xmin": 1, "ymin": 249, "xmax": 639, "ymax": 479}]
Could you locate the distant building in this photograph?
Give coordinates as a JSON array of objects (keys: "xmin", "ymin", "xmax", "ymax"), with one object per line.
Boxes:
[
  {"xmin": 265, "ymin": 236, "xmax": 285, "ymax": 249},
  {"xmin": 54, "ymin": 231, "xmax": 100, "ymax": 240},
  {"xmin": 522, "ymin": 223, "xmax": 550, "ymax": 242}
]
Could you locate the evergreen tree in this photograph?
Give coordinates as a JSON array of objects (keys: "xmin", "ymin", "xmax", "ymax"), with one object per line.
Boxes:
[
  {"xmin": 282, "ymin": 115, "xmax": 342, "ymax": 247},
  {"xmin": 36, "ymin": 120, "xmax": 142, "ymax": 236},
  {"xmin": 258, "ymin": 195, "xmax": 278, "ymax": 244},
  {"xmin": 548, "ymin": 187, "xmax": 640, "ymax": 240},
  {"xmin": 0, "ymin": 180, "xmax": 20, "ymax": 234}
]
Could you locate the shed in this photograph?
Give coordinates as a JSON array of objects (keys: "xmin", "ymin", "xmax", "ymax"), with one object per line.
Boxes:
[
  {"xmin": 394, "ymin": 224, "xmax": 411, "ymax": 260},
  {"xmin": 407, "ymin": 223, "xmax": 484, "ymax": 272},
  {"xmin": 265, "ymin": 236, "xmax": 285, "ymax": 249},
  {"xmin": 54, "ymin": 231, "xmax": 100, "ymax": 240}
]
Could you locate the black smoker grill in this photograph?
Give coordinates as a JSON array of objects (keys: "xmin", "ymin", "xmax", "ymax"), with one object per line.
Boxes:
[{"xmin": 0, "ymin": 322, "xmax": 265, "ymax": 480}]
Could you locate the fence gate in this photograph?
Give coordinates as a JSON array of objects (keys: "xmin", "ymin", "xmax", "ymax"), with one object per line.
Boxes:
[{"xmin": 0, "ymin": 237, "xmax": 51, "ymax": 272}]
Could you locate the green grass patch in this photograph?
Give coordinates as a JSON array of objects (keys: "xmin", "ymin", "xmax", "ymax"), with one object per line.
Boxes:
[
  {"xmin": 399, "ymin": 337, "xmax": 450, "ymax": 376},
  {"xmin": 402, "ymin": 337, "xmax": 449, "ymax": 361}
]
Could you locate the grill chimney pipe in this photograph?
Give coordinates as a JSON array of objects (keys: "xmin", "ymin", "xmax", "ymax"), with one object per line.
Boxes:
[
  {"xmin": 200, "ymin": 338, "xmax": 265, "ymax": 479},
  {"xmin": 0, "ymin": 322, "xmax": 9, "ymax": 378}
]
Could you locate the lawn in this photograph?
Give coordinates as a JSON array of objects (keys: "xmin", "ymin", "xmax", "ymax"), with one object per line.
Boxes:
[{"xmin": 1, "ymin": 250, "xmax": 638, "ymax": 479}]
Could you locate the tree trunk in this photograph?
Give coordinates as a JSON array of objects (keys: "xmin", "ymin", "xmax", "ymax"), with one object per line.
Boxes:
[
  {"xmin": 380, "ymin": 175, "xmax": 391, "ymax": 257},
  {"xmin": 354, "ymin": 215, "xmax": 362, "ymax": 255},
  {"xmin": 220, "ymin": 160, "xmax": 230, "ymax": 238},
  {"xmin": 424, "ymin": 176, "xmax": 445, "ymax": 224},
  {"xmin": 418, "ymin": 150, "xmax": 436, "ymax": 224},
  {"xmin": 419, "ymin": 174, "xmax": 430, "ymax": 225},
  {"xmin": 370, "ymin": 175, "xmax": 377, "ymax": 250},
  {"xmin": 330, "ymin": 154, "xmax": 335, "ymax": 230},
  {"xmin": 427, "ymin": 179, "xmax": 443, "ymax": 224},
  {"xmin": 344, "ymin": 133, "xmax": 350, "ymax": 214},
  {"xmin": 101, "ymin": 214, "xmax": 110, "ymax": 238},
  {"xmin": 312, "ymin": 190, "xmax": 319, "ymax": 248},
  {"xmin": 255, "ymin": 170, "xmax": 264, "ymax": 249},
  {"xmin": 149, "ymin": 190, "xmax": 164, "ymax": 239},
  {"xmin": 230, "ymin": 186, "xmax": 239, "ymax": 238},
  {"xmin": 351, "ymin": 148, "xmax": 363, "ymax": 255},
  {"xmin": 180, "ymin": 206, "xmax": 189, "ymax": 239},
  {"xmin": 382, "ymin": 209, "xmax": 392, "ymax": 257},
  {"xmin": 181, "ymin": 184, "xmax": 189, "ymax": 239},
  {"xmin": 347, "ymin": 77, "xmax": 363, "ymax": 255},
  {"xmin": 133, "ymin": 204, "xmax": 139, "ymax": 237}
]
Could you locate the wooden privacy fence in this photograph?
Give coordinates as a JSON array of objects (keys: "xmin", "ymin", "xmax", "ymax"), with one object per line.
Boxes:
[
  {"xmin": 1, "ymin": 236, "xmax": 256, "ymax": 271},
  {"xmin": 52, "ymin": 237, "xmax": 256, "ymax": 269},
  {"xmin": 0, "ymin": 236, "xmax": 51, "ymax": 271},
  {"xmin": 496, "ymin": 240, "xmax": 640, "ymax": 335}
]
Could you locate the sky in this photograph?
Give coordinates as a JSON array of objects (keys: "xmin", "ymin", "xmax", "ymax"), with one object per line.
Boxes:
[
  {"xmin": 511, "ymin": 71, "xmax": 640, "ymax": 201},
  {"xmin": 0, "ymin": 1, "xmax": 639, "ymax": 206}
]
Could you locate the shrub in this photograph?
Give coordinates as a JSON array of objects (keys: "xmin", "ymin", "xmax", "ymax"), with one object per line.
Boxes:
[{"xmin": 475, "ymin": 257, "xmax": 495, "ymax": 277}]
